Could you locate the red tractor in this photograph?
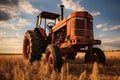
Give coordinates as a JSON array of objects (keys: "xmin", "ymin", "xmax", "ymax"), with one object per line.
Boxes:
[{"xmin": 23, "ymin": 5, "xmax": 106, "ymax": 72}]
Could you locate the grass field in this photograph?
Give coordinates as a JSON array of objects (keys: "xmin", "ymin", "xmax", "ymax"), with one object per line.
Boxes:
[{"xmin": 0, "ymin": 52, "xmax": 120, "ymax": 80}]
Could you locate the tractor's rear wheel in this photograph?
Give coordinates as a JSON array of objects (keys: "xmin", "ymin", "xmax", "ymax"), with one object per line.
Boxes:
[
  {"xmin": 85, "ymin": 47, "xmax": 106, "ymax": 65},
  {"xmin": 45, "ymin": 44, "xmax": 63, "ymax": 72},
  {"xmin": 23, "ymin": 30, "xmax": 45, "ymax": 64}
]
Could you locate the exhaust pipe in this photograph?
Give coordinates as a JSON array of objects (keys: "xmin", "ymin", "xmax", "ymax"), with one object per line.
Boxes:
[{"xmin": 59, "ymin": 5, "xmax": 64, "ymax": 21}]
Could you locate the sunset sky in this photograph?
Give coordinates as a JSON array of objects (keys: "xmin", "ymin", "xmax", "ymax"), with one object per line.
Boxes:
[{"xmin": 0, "ymin": 0, "xmax": 120, "ymax": 53}]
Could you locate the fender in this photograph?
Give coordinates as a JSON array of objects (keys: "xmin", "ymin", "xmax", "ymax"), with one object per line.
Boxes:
[{"xmin": 34, "ymin": 28, "xmax": 47, "ymax": 39}]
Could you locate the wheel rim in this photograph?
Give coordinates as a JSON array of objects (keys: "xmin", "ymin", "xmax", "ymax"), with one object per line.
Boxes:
[
  {"xmin": 48, "ymin": 53, "xmax": 53, "ymax": 68},
  {"xmin": 46, "ymin": 50, "xmax": 54, "ymax": 71},
  {"xmin": 24, "ymin": 39, "xmax": 30, "ymax": 59},
  {"xmin": 92, "ymin": 53, "xmax": 99, "ymax": 63}
]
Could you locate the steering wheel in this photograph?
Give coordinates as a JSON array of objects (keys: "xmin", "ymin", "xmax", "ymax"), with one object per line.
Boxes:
[{"xmin": 47, "ymin": 22, "xmax": 55, "ymax": 29}]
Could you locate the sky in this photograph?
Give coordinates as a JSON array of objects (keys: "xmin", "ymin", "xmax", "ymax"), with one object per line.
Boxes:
[{"xmin": 0, "ymin": 0, "xmax": 120, "ymax": 53}]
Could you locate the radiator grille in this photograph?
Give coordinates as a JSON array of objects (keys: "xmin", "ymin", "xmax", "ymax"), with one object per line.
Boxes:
[
  {"xmin": 75, "ymin": 30, "xmax": 85, "ymax": 36},
  {"xmin": 87, "ymin": 19, "xmax": 93, "ymax": 30},
  {"xmin": 72, "ymin": 18, "xmax": 85, "ymax": 29}
]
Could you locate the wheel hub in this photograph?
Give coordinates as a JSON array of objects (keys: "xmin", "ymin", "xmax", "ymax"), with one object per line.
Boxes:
[
  {"xmin": 93, "ymin": 53, "xmax": 99, "ymax": 63},
  {"xmin": 48, "ymin": 54, "xmax": 53, "ymax": 68},
  {"xmin": 26, "ymin": 39, "xmax": 30, "ymax": 59}
]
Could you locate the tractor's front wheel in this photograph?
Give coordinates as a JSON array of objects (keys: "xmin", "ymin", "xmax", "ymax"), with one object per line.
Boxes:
[
  {"xmin": 85, "ymin": 47, "xmax": 106, "ymax": 65},
  {"xmin": 45, "ymin": 44, "xmax": 63, "ymax": 72}
]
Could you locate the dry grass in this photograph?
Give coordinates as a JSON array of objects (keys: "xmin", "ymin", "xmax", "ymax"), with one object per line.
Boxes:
[{"xmin": 0, "ymin": 52, "xmax": 120, "ymax": 80}]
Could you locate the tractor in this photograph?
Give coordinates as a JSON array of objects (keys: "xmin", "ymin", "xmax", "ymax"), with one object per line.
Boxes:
[{"xmin": 23, "ymin": 5, "xmax": 106, "ymax": 72}]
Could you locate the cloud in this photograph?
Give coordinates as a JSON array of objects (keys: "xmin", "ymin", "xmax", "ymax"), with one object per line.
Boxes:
[
  {"xmin": 0, "ymin": 0, "xmax": 19, "ymax": 5},
  {"xmin": 96, "ymin": 23, "xmax": 108, "ymax": 29},
  {"xmin": 0, "ymin": 10, "xmax": 12, "ymax": 21},
  {"xmin": 61, "ymin": 0, "xmax": 85, "ymax": 11},
  {"xmin": 101, "ymin": 37, "xmax": 120, "ymax": 44},
  {"xmin": 17, "ymin": 17, "xmax": 32, "ymax": 26},
  {"xmin": 0, "ymin": 21, "xmax": 19, "ymax": 30},
  {"xmin": 0, "ymin": 0, "xmax": 39, "ymax": 53},
  {"xmin": 98, "ymin": 34, "xmax": 106, "ymax": 38},
  {"xmin": 19, "ymin": 0, "xmax": 39, "ymax": 14},
  {"xmin": 96, "ymin": 23, "xmax": 120, "ymax": 31},
  {"xmin": 0, "ymin": 31, "xmax": 6, "ymax": 37},
  {"xmin": 0, "ymin": 32, "xmax": 23, "ymax": 53},
  {"xmin": 96, "ymin": 37, "xmax": 120, "ymax": 51},
  {"xmin": 0, "ymin": 2, "xmax": 19, "ymax": 21},
  {"xmin": 0, "ymin": 37, "xmax": 22, "ymax": 53},
  {"xmin": 108, "ymin": 25, "xmax": 120, "ymax": 31},
  {"xmin": 0, "ymin": 0, "xmax": 39, "ymax": 30},
  {"xmin": 61, "ymin": 0, "xmax": 100, "ymax": 16},
  {"xmin": 0, "ymin": 17, "xmax": 32, "ymax": 30},
  {"xmin": 90, "ymin": 11, "xmax": 101, "ymax": 17},
  {"xmin": 0, "ymin": 0, "xmax": 39, "ymax": 21},
  {"xmin": 16, "ymin": 32, "xmax": 22, "ymax": 38}
]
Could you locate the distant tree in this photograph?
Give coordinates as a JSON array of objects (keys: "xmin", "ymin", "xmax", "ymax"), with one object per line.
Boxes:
[
  {"xmin": 111, "ymin": 50, "xmax": 114, "ymax": 52},
  {"xmin": 116, "ymin": 50, "xmax": 120, "ymax": 52}
]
